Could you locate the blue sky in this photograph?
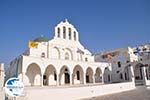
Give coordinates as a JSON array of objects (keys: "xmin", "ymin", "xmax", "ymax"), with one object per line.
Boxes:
[{"xmin": 0, "ymin": 0, "xmax": 150, "ymax": 64}]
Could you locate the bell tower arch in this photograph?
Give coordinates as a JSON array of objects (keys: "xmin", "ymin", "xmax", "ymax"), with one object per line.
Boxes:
[{"xmin": 54, "ymin": 19, "xmax": 79, "ymax": 42}]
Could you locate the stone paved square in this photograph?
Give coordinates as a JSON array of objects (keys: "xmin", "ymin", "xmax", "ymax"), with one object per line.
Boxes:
[{"xmin": 83, "ymin": 86, "xmax": 150, "ymax": 100}]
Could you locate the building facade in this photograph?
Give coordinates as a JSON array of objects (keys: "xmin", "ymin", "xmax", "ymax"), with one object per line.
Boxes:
[
  {"xmin": 0, "ymin": 63, "xmax": 5, "ymax": 100},
  {"xmin": 95, "ymin": 44, "xmax": 150, "ymax": 85},
  {"xmin": 0, "ymin": 63, "xmax": 4, "ymax": 89},
  {"xmin": 6, "ymin": 20, "xmax": 111, "ymax": 86}
]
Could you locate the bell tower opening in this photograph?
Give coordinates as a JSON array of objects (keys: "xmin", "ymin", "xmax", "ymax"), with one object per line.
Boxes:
[{"xmin": 54, "ymin": 19, "xmax": 79, "ymax": 42}]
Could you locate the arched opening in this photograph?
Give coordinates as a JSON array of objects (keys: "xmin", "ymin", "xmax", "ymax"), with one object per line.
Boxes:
[
  {"xmin": 134, "ymin": 63, "xmax": 143, "ymax": 80},
  {"xmin": 103, "ymin": 67, "xmax": 111, "ymax": 84},
  {"xmin": 72, "ymin": 65, "xmax": 84, "ymax": 84},
  {"xmin": 51, "ymin": 47, "xmax": 60, "ymax": 59},
  {"xmin": 86, "ymin": 67, "xmax": 93, "ymax": 83},
  {"xmin": 57, "ymin": 27, "xmax": 60, "ymax": 38},
  {"xmin": 68, "ymin": 28, "xmax": 71, "ymax": 40},
  {"xmin": 85, "ymin": 57, "xmax": 88, "ymax": 62},
  {"xmin": 124, "ymin": 66, "xmax": 130, "ymax": 81},
  {"xmin": 59, "ymin": 66, "xmax": 70, "ymax": 85},
  {"xmin": 41, "ymin": 52, "xmax": 45, "ymax": 58},
  {"xmin": 117, "ymin": 61, "xmax": 121, "ymax": 68},
  {"xmin": 25, "ymin": 63, "xmax": 41, "ymax": 86},
  {"xmin": 95, "ymin": 68, "xmax": 102, "ymax": 83},
  {"xmin": 120, "ymin": 73, "xmax": 123, "ymax": 80},
  {"xmin": 134, "ymin": 63, "xmax": 145, "ymax": 85},
  {"xmin": 63, "ymin": 26, "xmax": 66, "ymax": 39},
  {"xmin": 43, "ymin": 65, "xmax": 57, "ymax": 86},
  {"xmin": 65, "ymin": 52, "xmax": 69, "ymax": 60},
  {"xmin": 65, "ymin": 48, "xmax": 73, "ymax": 60},
  {"xmin": 74, "ymin": 31, "xmax": 76, "ymax": 41}
]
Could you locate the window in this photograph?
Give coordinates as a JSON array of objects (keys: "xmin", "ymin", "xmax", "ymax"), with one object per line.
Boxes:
[
  {"xmin": 77, "ymin": 71, "xmax": 80, "ymax": 80},
  {"xmin": 108, "ymin": 74, "xmax": 110, "ymax": 82},
  {"xmin": 57, "ymin": 28, "xmax": 60, "ymax": 38},
  {"xmin": 68, "ymin": 28, "xmax": 71, "ymax": 40},
  {"xmin": 125, "ymin": 73, "xmax": 127, "ymax": 80},
  {"xmin": 116, "ymin": 71, "xmax": 120, "ymax": 73},
  {"xmin": 65, "ymin": 52, "xmax": 69, "ymax": 60},
  {"xmin": 126, "ymin": 60, "xmax": 130, "ymax": 63},
  {"xmin": 41, "ymin": 52, "xmax": 45, "ymax": 58},
  {"xmin": 74, "ymin": 31, "xmax": 76, "ymax": 41},
  {"xmin": 63, "ymin": 26, "xmax": 66, "ymax": 39},
  {"xmin": 85, "ymin": 57, "xmax": 88, "ymax": 62},
  {"xmin": 69, "ymin": 33, "xmax": 71, "ymax": 40},
  {"xmin": 118, "ymin": 61, "xmax": 121, "ymax": 68},
  {"xmin": 120, "ymin": 73, "xmax": 123, "ymax": 79}
]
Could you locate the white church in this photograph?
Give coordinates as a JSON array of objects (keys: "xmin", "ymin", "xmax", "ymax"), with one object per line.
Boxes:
[
  {"xmin": 4, "ymin": 19, "xmax": 150, "ymax": 100},
  {"xmin": 6, "ymin": 20, "xmax": 112, "ymax": 86},
  {"xmin": 5, "ymin": 20, "xmax": 150, "ymax": 88}
]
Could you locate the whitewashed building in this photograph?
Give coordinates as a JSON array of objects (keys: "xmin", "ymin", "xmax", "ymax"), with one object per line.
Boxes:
[
  {"xmin": 0, "ymin": 63, "xmax": 5, "ymax": 99},
  {"xmin": 6, "ymin": 20, "xmax": 111, "ymax": 86},
  {"xmin": 95, "ymin": 44, "xmax": 150, "ymax": 86},
  {"xmin": 0, "ymin": 63, "xmax": 4, "ymax": 88}
]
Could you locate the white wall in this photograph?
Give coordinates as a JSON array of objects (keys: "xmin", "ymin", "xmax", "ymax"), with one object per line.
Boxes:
[
  {"xmin": 0, "ymin": 63, "xmax": 4, "ymax": 88},
  {"xmin": 18, "ymin": 82, "xmax": 135, "ymax": 100},
  {"xmin": 0, "ymin": 63, "xmax": 5, "ymax": 100},
  {"xmin": 146, "ymin": 80, "xmax": 150, "ymax": 86}
]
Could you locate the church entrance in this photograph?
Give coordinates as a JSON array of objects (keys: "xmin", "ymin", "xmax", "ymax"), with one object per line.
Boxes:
[
  {"xmin": 60, "ymin": 66, "xmax": 70, "ymax": 85},
  {"xmin": 65, "ymin": 73, "xmax": 70, "ymax": 84}
]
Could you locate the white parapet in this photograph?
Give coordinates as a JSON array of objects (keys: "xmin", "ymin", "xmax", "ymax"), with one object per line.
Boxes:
[{"xmin": 17, "ymin": 82, "xmax": 135, "ymax": 100}]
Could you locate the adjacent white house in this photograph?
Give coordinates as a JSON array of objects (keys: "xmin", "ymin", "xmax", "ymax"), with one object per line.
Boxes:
[
  {"xmin": 6, "ymin": 20, "xmax": 112, "ymax": 87},
  {"xmin": 95, "ymin": 44, "xmax": 150, "ymax": 86}
]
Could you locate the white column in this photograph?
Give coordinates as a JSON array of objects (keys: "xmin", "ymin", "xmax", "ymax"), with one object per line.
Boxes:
[
  {"xmin": 130, "ymin": 66, "xmax": 135, "ymax": 83},
  {"xmin": 66, "ymin": 28, "xmax": 69, "ymax": 40},
  {"xmin": 70, "ymin": 74, "xmax": 72, "ymax": 86},
  {"xmin": 41, "ymin": 74, "xmax": 43, "ymax": 87},
  {"xmin": 143, "ymin": 67, "xmax": 147, "ymax": 85},
  {"xmin": 93, "ymin": 75, "xmax": 95, "ymax": 84},
  {"xmin": 22, "ymin": 72, "xmax": 25, "ymax": 84},
  {"xmin": 102, "ymin": 74, "xmax": 104, "ymax": 84},
  {"xmin": 56, "ymin": 74, "xmax": 59, "ymax": 86},
  {"xmin": 83, "ymin": 73, "xmax": 86, "ymax": 85}
]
